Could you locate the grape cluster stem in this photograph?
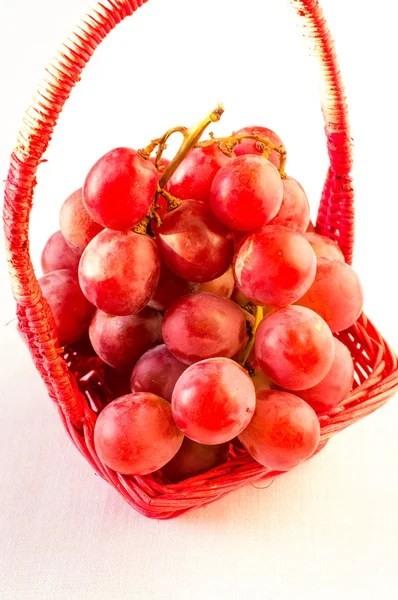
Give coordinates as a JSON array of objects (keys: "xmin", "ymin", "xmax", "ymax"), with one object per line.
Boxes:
[{"xmin": 240, "ymin": 305, "xmax": 264, "ymax": 369}]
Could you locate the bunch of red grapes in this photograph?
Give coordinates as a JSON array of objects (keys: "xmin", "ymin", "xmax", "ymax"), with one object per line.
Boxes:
[{"xmin": 39, "ymin": 108, "xmax": 363, "ymax": 483}]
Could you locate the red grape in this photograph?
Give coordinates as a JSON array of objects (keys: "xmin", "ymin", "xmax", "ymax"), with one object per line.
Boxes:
[
  {"xmin": 304, "ymin": 232, "xmax": 345, "ymax": 262},
  {"xmin": 234, "ymin": 225, "xmax": 316, "ymax": 307},
  {"xmin": 162, "ymin": 293, "xmax": 246, "ymax": 365},
  {"xmin": 161, "ymin": 437, "xmax": 230, "ymax": 483},
  {"xmin": 41, "ymin": 230, "xmax": 81, "ymax": 274},
  {"xmin": 130, "ymin": 344, "xmax": 187, "ymax": 402},
  {"xmin": 294, "ymin": 338, "xmax": 354, "ymax": 412},
  {"xmin": 268, "ymin": 176, "xmax": 310, "ymax": 233},
  {"xmin": 196, "ymin": 268, "xmax": 234, "ymax": 298},
  {"xmin": 255, "ymin": 306, "xmax": 335, "ymax": 390},
  {"xmin": 295, "ymin": 257, "xmax": 364, "ymax": 332},
  {"xmin": 79, "ymin": 229, "xmax": 160, "ymax": 316},
  {"xmin": 38, "ymin": 269, "xmax": 94, "ymax": 346},
  {"xmin": 94, "ymin": 392, "xmax": 184, "ymax": 475},
  {"xmin": 238, "ymin": 390, "xmax": 320, "ymax": 471},
  {"xmin": 89, "ymin": 307, "xmax": 162, "ymax": 370},
  {"xmin": 148, "ymin": 262, "xmax": 196, "ymax": 312},
  {"xmin": 157, "ymin": 200, "xmax": 234, "ymax": 283},
  {"xmin": 59, "ymin": 188, "xmax": 103, "ymax": 251},
  {"xmin": 210, "ymin": 155, "xmax": 283, "ymax": 231},
  {"xmin": 233, "ymin": 125, "xmax": 284, "ymax": 168},
  {"xmin": 168, "ymin": 145, "xmax": 230, "ymax": 202},
  {"xmin": 83, "ymin": 148, "xmax": 157, "ymax": 230},
  {"xmin": 172, "ymin": 357, "xmax": 256, "ymax": 444}
]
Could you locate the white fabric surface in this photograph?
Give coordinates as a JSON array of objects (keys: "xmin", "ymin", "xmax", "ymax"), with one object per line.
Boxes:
[{"xmin": 1, "ymin": 0, "xmax": 398, "ymax": 598}]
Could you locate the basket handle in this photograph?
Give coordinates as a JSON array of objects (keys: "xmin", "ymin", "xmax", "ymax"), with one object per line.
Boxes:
[{"xmin": 3, "ymin": 0, "xmax": 354, "ymax": 427}]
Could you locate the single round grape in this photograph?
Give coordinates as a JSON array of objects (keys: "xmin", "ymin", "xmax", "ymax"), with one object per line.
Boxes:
[
  {"xmin": 161, "ymin": 437, "xmax": 230, "ymax": 483},
  {"xmin": 157, "ymin": 200, "xmax": 234, "ymax": 283},
  {"xmin": 295, "ymin": 338, "xmax": 354, "ymax": 412},
  {"xmin": 83, "ymin": 148, "xmax": 157, "ymax": 230},
  {"xmin": 94, "ymin": 392, "xmax": 184, "ymax": 475},
  {"xmin": 210, "ymin": 155, "xmax": 283, "ymax": 231},
  {"xmin": 295, "ymin": 257, "xmax": 364, "ymax": 332},
  {"xmin": 268, "ymin": 176, "xmax": 310, "ymax": 233},
  {"xmin": 79, "ymin": 229, "xmax": 160, "ymax": 316},
  {"xmin": 162, "ymin": 293, "xmax": 246, "ymax": 365},
  {"xmin": 148, "ymin": 262, "xmax": 196, "ymax": 312},
  {"xmin": 255, "ymin": 305, "xmax": 335, "ymax": 390},
  {"xmin": 38, "ymin": 269, "xmax": 95, "ymax": 346},
  {"xmin": 238, "ymin": 390, "xmax": 320, "ymax": 471},
  {"xmin": 168, "ymin": 145, "xmax": 230, "ymax": 202},
  {"xmin": 89, "ymin": 307, "xmax": 162, "ymax": 371},
  {"xmin": 304, "ymin": 232, "xmax": 345, "ymax": 262},
  {"xmin": 59, "ymin": 188, "xmax": 103, "ymax": 252},
  {"xmin": 130, "ymin": 344, "xmax": 187, "ymax": 402},
  {"xmin": 172, "ymin": 357, "xmax": 256, "ymax": 444},
  {"xmin": 233, "ymin": 125, "xmax": 285, "ymax": 168},
  {"xmin": 234, "ymin": 225, "xmax": 316, "ymax": 307},
  {"xmin": 196, "ymin": 268, "xmax": 235, "ymax": 298},
  {"xmin": 41, "ymin": 230, "xmax": 81, "ymax": 274}
]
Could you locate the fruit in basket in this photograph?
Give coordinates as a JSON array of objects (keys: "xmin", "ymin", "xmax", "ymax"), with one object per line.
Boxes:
[
  {"xmin": 130, "ymin": 344, "xmax": 187, "ymax": 402},
  {"xmin": 255, "ymin": 305, "xmax": 335, "ymax": 390},
  {"xmin": 162, "ymin": 292, "xmax": 246, "ymax": 365},
  {"xmin": 40, "ymin": 107, "xmax": 366, "ymax": 478},
  {"xmin": 162, "ymin": 437, "xmax": 230, "ymax": 483},
  {"xmin": 38, "ymin": 269, "xmax": 94, "ymax": 346},
  {"xmin": 89, "ymin": 307, "xmax": 162, "ymax": 371},
  {"xmin": 196, "ymin": 268, "xmax": 235, "ymax": 298},
  {"xmin": 304, "ymin": 232, "xmax": 345, "ymax": 262},
  {"xmin": 147, "ymin": 262, "xmax": 196, "ymax": 312},
  {"xmin": 83, "ymin": 147, "xmax": 158, "ymax": 230},
  {"xmin": 59, "ymin": 188, "xmax": 103, "ymax": 251},
  {"xmin": 168, "ymin": 144, "xmax": 231, "ymax": 202},
  {"xmin": 295, "ymin": 257, "xmax": 364, "ymax": 332},
  {"xmin": 94, "ymin": 392, "xmax": 184, "ymax": 475},
  {"xmin": 294, "ymin": 337, "xmax": 355, "ymax": 412},
  {"xmin": 157, "ymin": 200, "xmax": 234, "ymax": 282},
  {"xmin": 41, "ymin": 230, "xmax": 81, "ymax": 274},
  {"xmin": 171, "ymin": 357, "xmax": 256, "ymax": 444},
  {"xmin": 268, "ymin": 176, "xmax": 310, "ymax": 233},
  {"xmin": 78, "ymin": 229, "xmax": 161, "ymax": 316},
  {"xmin": 238, "ymin": 389, "xmax": 321, "ymax": 471},
  {"xmin": 233, "ymin": 125, "xmax": 284, "ymax": 167},
  {"xmin": 210, "ymin": 155, "xmax": 283, "ymax": 231},
  {"xmin": 233, "ymin": 225, "xmax": 317, "ymax": 307}
]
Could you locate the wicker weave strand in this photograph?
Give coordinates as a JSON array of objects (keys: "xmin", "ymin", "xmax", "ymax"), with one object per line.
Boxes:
[
  {"xmin": 3, "ymin": 0, "xmax": 398, "ymax": 519},
  {"xmin": 289, "ymin": 0, "xmax": 354, "ymax": 264}
]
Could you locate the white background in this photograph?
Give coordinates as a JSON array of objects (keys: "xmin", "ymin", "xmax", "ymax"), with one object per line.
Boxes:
[{"xmin": 1, "ymin": 0, "xmax": 398, "ymax": 598}]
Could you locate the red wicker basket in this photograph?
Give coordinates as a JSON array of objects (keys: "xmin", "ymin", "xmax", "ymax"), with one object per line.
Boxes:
[{"xmin": 4, "ymin": 0, "xmax": 398, "ymax": 520}]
